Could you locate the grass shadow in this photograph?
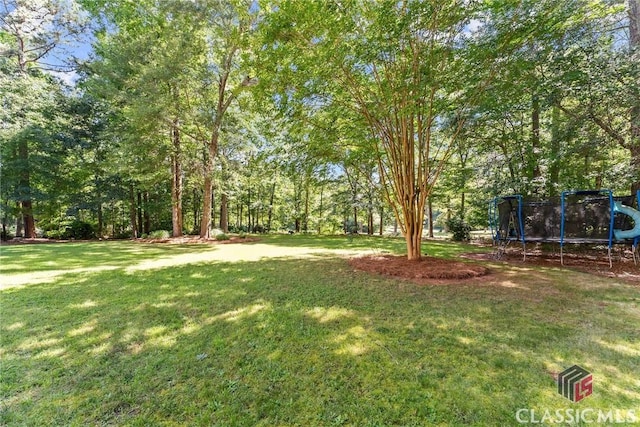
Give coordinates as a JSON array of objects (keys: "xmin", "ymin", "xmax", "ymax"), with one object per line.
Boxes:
[{"xmin": 1, "ymin": 242, "xmax": 638, "ymax": 425}]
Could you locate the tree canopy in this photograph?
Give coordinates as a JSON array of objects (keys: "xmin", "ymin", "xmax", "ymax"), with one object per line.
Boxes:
[{"xmin": 1, "ymin": 0, "xmax": 637, "ymax": 260}]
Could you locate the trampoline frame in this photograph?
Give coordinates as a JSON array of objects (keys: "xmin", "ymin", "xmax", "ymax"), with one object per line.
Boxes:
[{"xmin": 490, "ymin": 189, "xmax": 640, "ymax": 268}]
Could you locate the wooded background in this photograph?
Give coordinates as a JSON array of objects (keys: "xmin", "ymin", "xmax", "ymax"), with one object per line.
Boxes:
[{"xmin": 1, "ymin": 0, "xmax": 638, "ymax": 258}]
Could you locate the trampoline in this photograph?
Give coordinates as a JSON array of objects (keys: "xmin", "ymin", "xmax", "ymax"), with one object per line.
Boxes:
[{"xmin": 489, "ymin": 190, "xmax": 640, "ymax": 267}]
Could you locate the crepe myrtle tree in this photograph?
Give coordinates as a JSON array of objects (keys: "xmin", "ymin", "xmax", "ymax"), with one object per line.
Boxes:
[{"xmin": 260, "ymin": 0, "xmax": 578, "ymax": 260}]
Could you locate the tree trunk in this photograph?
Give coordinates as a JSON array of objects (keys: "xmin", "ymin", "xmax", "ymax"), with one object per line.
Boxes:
[
  {"xmin": 16, "ymin": 202, "xmax": 23, "ymax": 237},
  {"xmin": 193, "ymin": 188, "xmax": 200, "ymax": 233},
  {"xmin": 137, "ymin": 191, "xmax": 143, "ymax": 235},
  {"xmin": 428, "ymin": 197, "xmax": 434, "ymax": 238},
  {"xmin": 200, "ymin": 172, "xmax": 213, "ymax": 238},
  {"xmin": 379, "ymin": 205, "xmax": 384, "ymax": 236},
  {"xmin": 317, "ymin": 185, "xmax": 323, "ymax": 234},
  {"xmin": 129, "ymin": 183, "xmax": 138, "ymax": 238},
  {"xmin": 18, "ymin": 140, "xmax": 35, "ymax": 238},
  {"xmin": 247, "ymin": 187, "xmax": 252, "ymax": 232},
  {"xmin": 353, "ymin": 206, "xmax": 358, "ymax": 233},
  {"xmin": 212, "ymin": 188, "xmax": 216, "ymax": 232},
  {"xmin": 200, "ymin": 127, "xmax": 218, "ymax": 239},
  {"xmin": 303, "ymin": 179, "xmax": 310, "ymax": 232},
  {"xmin": 220, "ymin": 193, "xmax": 228, "ymax": 233},
  {"xmin": 143, "ymin": 192, "xmax": 150, "ymax": 234},
  {"xmin": 97, "ymin": 195, "xmax": 103, "ymax": 238},
  {"xmin": 171, "ymin": 120, "xmax": 184, "ymax": 237},
  {"xmin": 530, "ymin": 93, "xmax": 542, "ymax": 183},
  {"xmin": 548, "ymin": 105, "xmax": 561, "ymax": 196},
  {"xmin": 403, "ymin": 204, "xmax": 424, "ymax": 261},
  {"xmin": 268, "ymin": 181, "xmax": 276, "ymax": 232}
]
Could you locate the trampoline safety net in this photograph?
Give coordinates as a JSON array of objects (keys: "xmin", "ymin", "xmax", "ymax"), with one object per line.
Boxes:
[{"xmin": 493, "ymin": 192, "xmax": 638, "ymax": 244}]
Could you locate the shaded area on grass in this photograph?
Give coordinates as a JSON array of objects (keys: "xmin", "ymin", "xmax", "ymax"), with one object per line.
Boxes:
[
  {"xmin": 1, "ymin": 240, "xmax": 639, "ymax": 425},
  {"xmin": 254, "ymin": 234, "xmax": 488, "ymax": 258},
  {"xmin": 464, "ymin": 247, "xmax": 640, "ymax": 284}
]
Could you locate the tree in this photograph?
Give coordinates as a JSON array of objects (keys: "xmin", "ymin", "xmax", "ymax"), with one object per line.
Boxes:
[
  {"xmin": 260, "ymin": 0, "xmax": 577, "ymax": 259},
  {"xmin": 548, "ymin": 0, "xmax": 640, "ymax": 193},
  {"xmin": 1, "ymin": 0, "xmax": 87, "ymax": 237}
]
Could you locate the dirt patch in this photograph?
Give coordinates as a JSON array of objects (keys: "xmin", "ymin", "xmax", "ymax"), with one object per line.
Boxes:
[
  {"xmin": 349, "ymin": 254, "xmax": 490, "ymax": 285},
  {"xmin": 462, "ymin": 249, "xmax": 640, "ymax": 283}
]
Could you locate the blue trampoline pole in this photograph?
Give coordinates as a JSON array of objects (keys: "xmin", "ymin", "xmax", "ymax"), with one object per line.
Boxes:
[
  {"xmin": 516, "ymin": 195, "xmax": 525, "ymax": 261},
  {"xmin": 560, "ymin": 191, "xmax": 566, "ymax": 265},
  {"xmin": 635, "ymin": 191, "xmax": 640, "ymax": 265},
  {"xmin": 607, "ymin": 189, "xmax": 614, "ymax": 268}
]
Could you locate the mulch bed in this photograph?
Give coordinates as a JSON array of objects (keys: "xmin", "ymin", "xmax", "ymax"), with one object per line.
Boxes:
[{"xmin": 349, "ymin": 254, "xmax": 491, "ymax": 284}]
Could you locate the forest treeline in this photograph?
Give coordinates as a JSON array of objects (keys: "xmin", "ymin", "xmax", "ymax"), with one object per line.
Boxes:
[{"xmin": 1, "ymin": 0, "xmax": 638, "ymax": 258}]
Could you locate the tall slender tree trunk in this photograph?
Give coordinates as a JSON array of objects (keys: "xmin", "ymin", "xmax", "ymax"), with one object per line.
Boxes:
[
  {"xmin": 379, "ymin": 205, "xmax": 384, "ymax": 236},
  {"xmin": 530, "ymin": 93, "xmax": 542, "ymax": 184},
  {"xmin": 220, "ymin": 193, "xmax": 228, "ymax": 233},
  {"xmin": 548, "ymin": 105, "xmax": 561, "ymax": 195},
  {"xmin": 353, "ymin": 206, "xmax": 358, "ymax": 233},
  {"xmin": 137, "ymin": 191, "xmax": 143, "ymax": 235},
  {"xmin": 303, "ymin": 179, "xmax": 310, "ymax": 232},
  {"xmin": 143, "ymin": 192, "xmax": 150, "ymax": 234},
  {"xmin": 317, "ymin": 185, "xmax": 324, "ymax": 234},
  {"xmin": 1, "ymin": 208, "xmax": 7, "ymax": 240},
  {"xmin": 97, "ymin": 186, "xmax": 103, "ymax": 238},
  {"xmin": 367, "ymin": 188, "xmax": 374, "ymax": 235},
  {"xmin": 428, "ymin": 197, "xmax": 434, "ymax": 238},
  {"xmin": 15, "ymin": 42, "xmax": 35, "ymax": 238},
  {"xmin": 18, "ymin": 140, "xmax": 35, "ymax": 238},
  {"xmin": 212, "ymin": 188, "xmax": 216, "ymax": 232},
  {"xmin": 200, "ymin": 125, "xmax": 218, "ymax": 239},
  {"xmin": 171, "ymin": 119, "xmax": 183, "ymax": 237},
  {"xmin": 193, "ymin": 188, "xmax": 200, "ymax": 233},
  {"xmin": 247, "ymin": 187, "xmax": 252, "ymax": 232},
  {"xmin": 129, "ymin": 183, "xmax": 138, "ymax": 238},
  {"xmin": 201, "ymin": 172, "xmax": 213, "ymax": 238},
  {"xmin": 268, "ymin": 181, "xmax": 276, "ymax": 232}
]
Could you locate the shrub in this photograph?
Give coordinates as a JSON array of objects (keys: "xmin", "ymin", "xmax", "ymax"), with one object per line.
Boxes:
[
  {"xmin": 215, "ymin": 233, "xmax": 229, "ymax": 241},
  {"xmin": 62, "ymin": 220, "xmax": 96, "ymax": 240},
  {"xmin": 446, "ymin": 217, "xmax": 471, "ymax": 241},
  {"xmin": 149, "ymin": 230, "xmax": 170, "ymax": 239},
  {"xmin": 44, "ymin": 230, "xmax": 62, "ymax": 240},
  {"xmin": 238, "ymin": 231, "xmax": 246, "ymax": 239}
]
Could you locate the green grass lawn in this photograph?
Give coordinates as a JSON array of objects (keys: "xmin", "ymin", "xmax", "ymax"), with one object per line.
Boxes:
[{"xmin": 1, "ymin": 235, "xmax": 638, "ymax": 426}]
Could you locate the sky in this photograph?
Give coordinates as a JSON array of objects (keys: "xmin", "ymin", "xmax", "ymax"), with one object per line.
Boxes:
[{"xmin": 0, "ymin": 0, "xmax": 96, "ymax": 86}]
